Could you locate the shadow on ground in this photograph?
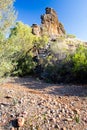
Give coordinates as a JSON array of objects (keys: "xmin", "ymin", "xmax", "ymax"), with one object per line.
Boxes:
[{"xmin": 10, "ymin": 77, "xmax": 87, "ymax": 97}]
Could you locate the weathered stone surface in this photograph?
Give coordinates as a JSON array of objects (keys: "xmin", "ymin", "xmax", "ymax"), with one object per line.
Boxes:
[
  {"xmin": 32, "ymin": 24, "xmax": 41, "ymax": 36},
  {"xmin": 32, "ymin": 7, "xmax": 66, "ymax": 37}
]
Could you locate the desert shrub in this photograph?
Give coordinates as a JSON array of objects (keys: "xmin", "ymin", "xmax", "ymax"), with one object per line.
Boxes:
[
  {"xmin": 41, "ymin": 60, "xmax": 73, "ymax": 83},
  {"xmin": 40, "ymin": 44, "xmax": 87, "ymax": 84},
  {"xmin": 71, "ymin": 45, "xmax": 87, "ymax": 83},
  {"xmin": 13, "ymin": 53, "xmax": 36, "ymax": 76},
  {"xmin": 67, "ymin": 34, "xmax": 76, "ymax": 38}
]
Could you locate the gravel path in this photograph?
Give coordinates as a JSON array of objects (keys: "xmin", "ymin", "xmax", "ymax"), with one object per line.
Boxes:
[{"xmin": 0, "ymin": 77, "xmax": 87, "ymax": 130}]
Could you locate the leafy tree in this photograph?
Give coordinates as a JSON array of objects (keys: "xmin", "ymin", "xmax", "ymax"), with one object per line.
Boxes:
[
  {"xmin": 0, "ymin": 22, "xmax": 34, "ymax": 77},
  {"xmin": 0, "ymin": 21, "xmax": 50, "ymax": 77},
  {"xmin": 0, "ymin": 0, "xmax": 17, "ymax": 34},
  {"xmin": 8, "ymin": 22, "xmax": 37, "ymax": 76},
  {"xmin": 9, "ymin": 22, "xmax": 36, "ymax": 54}
]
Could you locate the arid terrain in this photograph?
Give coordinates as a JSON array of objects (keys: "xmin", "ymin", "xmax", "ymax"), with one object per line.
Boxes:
[{"xmin": 0, "ymin": 77, "xmax": 87, "ymax": 130}]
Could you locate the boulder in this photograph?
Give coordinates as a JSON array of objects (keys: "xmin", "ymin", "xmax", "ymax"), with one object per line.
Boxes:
[{"xmin": 32, "ymin": 24, "xmax": 41, "ymax": 36}]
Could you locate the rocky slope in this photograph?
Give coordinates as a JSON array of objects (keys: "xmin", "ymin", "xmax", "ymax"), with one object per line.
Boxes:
[{"xmin": 0, "ymin": 77, "xmax": 87, "ymax": 130}]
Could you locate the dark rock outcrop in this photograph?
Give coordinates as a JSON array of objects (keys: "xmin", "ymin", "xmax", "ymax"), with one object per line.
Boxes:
[{"xmin": 32, "ymin": 7, "xmax": 66, "ymax": 37}]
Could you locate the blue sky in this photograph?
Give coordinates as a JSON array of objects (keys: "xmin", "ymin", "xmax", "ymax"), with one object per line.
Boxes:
[{"xmin": 14, "ymin": 0, "xmax": 87, "ymax": 41}]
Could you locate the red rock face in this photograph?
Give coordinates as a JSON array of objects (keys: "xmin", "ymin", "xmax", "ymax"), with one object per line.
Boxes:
[{"xmin": 32, "ymin": 8, "xmax": 66, "ymax": 37}]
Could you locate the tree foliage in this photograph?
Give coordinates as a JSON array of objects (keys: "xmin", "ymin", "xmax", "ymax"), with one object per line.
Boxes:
[
  {"xmin": 0, "ymin": 0, "xmax": 17, "ymax": 33},
  {"xmin": 0, "ymin": 21, "xmax": 49, "ymax": 77}
]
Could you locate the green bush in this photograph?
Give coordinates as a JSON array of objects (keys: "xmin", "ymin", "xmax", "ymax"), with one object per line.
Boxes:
[
  {"xmin": 71, "ymin": 45, "xmax": 87, "ymax": 83},
  {"xmin": 41, "ymin": 45, "xmax": 87, "ymax": 84},
  {"xmin": 13, "ymin": 53, "xmax": 36, "ymax": 76}
]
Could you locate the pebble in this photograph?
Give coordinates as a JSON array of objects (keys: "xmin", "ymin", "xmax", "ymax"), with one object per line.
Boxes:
[
  {"xmin": 54, "ymin": 124, "xmax": 59, "ymax": 129},
  {"xmin": 61, "ymin": 127, "xmax": 66, "ymax": 130},
  {"xmin": 17, "ymin": 117, "xmax": 25, "ymax": 127},
  {"xmin": 58, "ymin": 114, "xmax": 61, "ymax": 118},
  {"xmin": 10, "ymin": 127, "xmax": 15, "ymax": 130},
  {"xmin": 73, "ymin": 109, "xmax": 80, "ymax": 114}
]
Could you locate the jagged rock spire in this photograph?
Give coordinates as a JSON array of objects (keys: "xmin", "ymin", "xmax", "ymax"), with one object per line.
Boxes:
[{"xmin": 32, "ymin": 7, "xmax": 66, "ymax": 37}]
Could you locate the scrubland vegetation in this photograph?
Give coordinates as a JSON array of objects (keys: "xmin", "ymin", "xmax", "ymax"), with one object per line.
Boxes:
[
  {"xmin": 0, "ymin": 0, "xmax": 87, "ymax": 84},
  {"xmin": 0, "ymin": 23, "xmax": 87, "ymax": 84}
]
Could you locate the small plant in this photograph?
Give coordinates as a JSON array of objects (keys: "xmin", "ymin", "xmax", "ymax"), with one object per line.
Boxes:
[
  {"xmin": 42, "ymin": 113, "xmax": 47, "ymax": 121},
  {"xmin": 74, "ymin": 114, "xmax": 80, "ymax": 123},
  {"xmin": 35, "ymin": 125, "xmax": 40, "ymax": 130},
  {"xmin": 13, "ymin": 98, "xmax": 18, "ymax": 106}
]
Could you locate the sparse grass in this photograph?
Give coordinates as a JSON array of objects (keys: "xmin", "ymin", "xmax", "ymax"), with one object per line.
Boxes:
[{"xmin": 13, "ymin": 98, "xmax": 18, "ymax": 106}]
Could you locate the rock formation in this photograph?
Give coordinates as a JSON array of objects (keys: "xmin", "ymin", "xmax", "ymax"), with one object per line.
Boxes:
[
  {"xmin": 32, "ymin": 7, "xmax": 66, "ymax": 37},
  {"xmin": 32, "ymin": 24, "xmax": 41, "ymax": 36}
]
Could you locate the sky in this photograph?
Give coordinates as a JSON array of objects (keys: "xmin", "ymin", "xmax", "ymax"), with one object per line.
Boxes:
[{"xmin": 14, "ymin": 0, "xmax": 87, "ymax": 41}]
